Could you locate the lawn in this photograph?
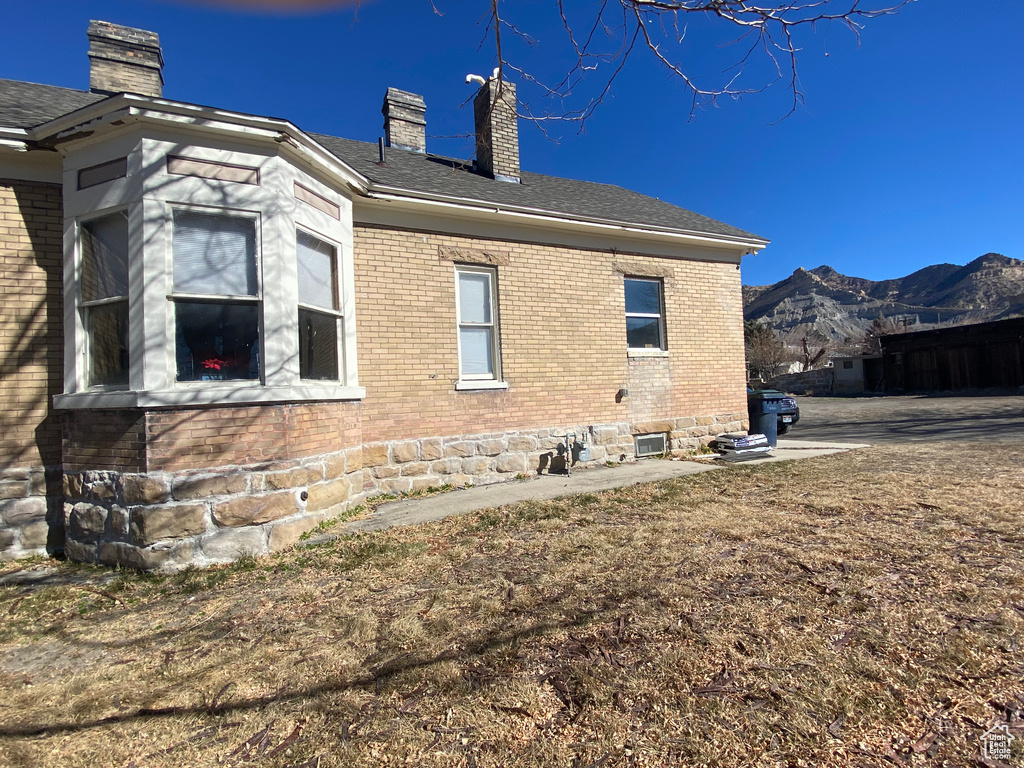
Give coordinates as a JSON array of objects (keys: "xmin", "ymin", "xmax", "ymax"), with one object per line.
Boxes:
[{"xmin": 1, "ymin": 443, "xmax": 1022, "ymax": 767}]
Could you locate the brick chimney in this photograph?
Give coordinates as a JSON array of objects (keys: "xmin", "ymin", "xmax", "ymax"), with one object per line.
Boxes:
[
  {"xmin": 87, "ymin": 20, "xmax": 164, "ymax": 98},
  {"xmin": 382, "ymin": 88, "xmax": 427, "ymax": 153},
  {"xmin": 473, "ymin": 77, "xmax": 520, "ymax": 183}
]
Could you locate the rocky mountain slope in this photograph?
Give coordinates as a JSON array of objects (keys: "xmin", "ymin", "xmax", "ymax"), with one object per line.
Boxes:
[{"xmin": 743, "ymin": 253, "xmax": 1024, "ymax": 343}]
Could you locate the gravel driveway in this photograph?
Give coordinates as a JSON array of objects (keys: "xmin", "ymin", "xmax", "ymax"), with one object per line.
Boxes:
[{"xmin": 790, "ymin": 394, "xmax": 1024, "ymax": 443}]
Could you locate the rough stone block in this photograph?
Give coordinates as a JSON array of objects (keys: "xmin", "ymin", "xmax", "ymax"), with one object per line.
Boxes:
[
  {"xmin": 539, "ymin": 437, "xmax": 563, "ymax": 450},
  {"xmin": 507, "ymin": 435, "xmax": 538, "ymax": 452},
  {"xmin": 0, "ymin": 529, "xmax": 15, "ymax": 550},
  {"xmin": 68, "ymin": 503, "xmax": 107, "ymax": 544},
  {"xmin": 430, "ymin": 458, "xmax": 462, "ymax": 475},
  {"xmin": 64, "ymin": 474, "xmax": 84, "ymax": 499},
  {"xmin": 199, "ymin": 527, "xmax": 267, "ymax": 562},
  {"xmin": 479, "ymin": 439, "xmax": 504, "ymax": 456},
  {"xmin": 444, "ymin": 441, "xmax": 475, "ymax": 458},
  {"xmin": 587, "ymin": 445, "xmax": 608, "ymax": 462},
  {"xmin": 30, "ymin": 470, "xmax": 47, "ymax": 496},
  {"xmin": 87, "ymin": 481, "xmax": 117, "ymax": 501},
  {"xmin": 306, "ymin": 477, "xmax": 351, "ymax": 512},
  {"xmin": 122, "ymin": 475, "xmax": 170, "ymax": 505},
  {"xmin": 323, "ymin": 454, "xmax": 346, "ymax": 479},
  {"xmin": 411, "ymin": 477, "xmax": 441, "ymax": 492},
  {"xmin": 108, "ymin": 505, "xmax": 130, "ymax": 536},
  {"xmin": 63, "ymin": 538, "xmax": 98, "ymax": 564},
  {"xmin": 0, "ymin": 469, "xmax": 29, "ymax": 482},
  {"xmin": 173, "ymin": 473, "xmax": 248, "ymax": 501},
  {"xmin": 696, "ymin": 416, "xmax": 715, "ymax": 427},
  {"xmin": 131, "ymin": 503, "xmax": 207, "ymax": 546},
  {"xmin": 392, "ymin": 441, "xmax": 420, "ymax": 463},
  {"xmin": 363, "ymin": 443, "xmax": 389, "ymax": 467},
  {"xmin": 673, "ymin": 417, "xmax": 697, "ymax": 429},
  {"xmin": 400, "ymin": 461, "xmax": 430, "ymax": 477},
  {"xmin": 99, "ymin": 541, "xmax": 171, "ymax": 571},
  {"xmin": 462, "ymin": 457, "xmax": 491, "ymax": 475},
  {"xmin": 496, "ymin": 454, "xmax": 527, "ymax": 473},
  {"xmin": 592, "ymin": 427, "xmax": 619, "ymax": 446},
  {"xmin": 445, "ymin": 473, "xmax": 473, "ymax": 488},
  {"xmin": 380, "ymin": 478, "xmax": 413, "ymax": 494},
  {"xmin": 346, "ymin": 446, "xmax": 363, "ymax": 472},
  {"xmin": 264, "ymin": 467, "xmax": 320, "ymax": 491},
  {"xmin": 269, "ymin": 514, "xmax": 326, "ymax": 552},
  {"xmin": 19, "ymin": 520, "xmax": 49, "ymax": 549},
  {"xmin": 633, "ymin": 421, "xmax": 674, "ymax": 435},
  {"xmin": 372, "ymin": 466, "xmax": 400, "ymax": 479},
  {"xmin": 420, "ymin": 438, "xmax": 443, "ymax": 460},
  {"xmin": 0, "ymin": 481, "xmax": 26, "ymax": 500},
  {"xmin": 213, "ymin": 492, "xmax": 297, "ymax": 527}
]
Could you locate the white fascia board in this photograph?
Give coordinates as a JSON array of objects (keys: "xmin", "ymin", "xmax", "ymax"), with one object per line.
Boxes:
[
  {"xmin": 28, "ymin": 95, "xmax": 369, "ymax": 195},
  {"xmin": 359, "ymin": 191, "xmax": 768, "ymax": 255}
]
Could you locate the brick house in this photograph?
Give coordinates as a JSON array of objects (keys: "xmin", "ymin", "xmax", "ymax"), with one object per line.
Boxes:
[{"xmin": 0, "ymin": 22, "xmax": 767, "ymax": 569}]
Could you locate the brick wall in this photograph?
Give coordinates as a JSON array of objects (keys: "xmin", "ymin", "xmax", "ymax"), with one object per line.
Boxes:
[
  {"xmin": 354, "ymin": 224, "xmax": 748, "ymax": 444},
  {"xmin": 0, "ymin": 179, "xmax": 64, "ymax": 559}
]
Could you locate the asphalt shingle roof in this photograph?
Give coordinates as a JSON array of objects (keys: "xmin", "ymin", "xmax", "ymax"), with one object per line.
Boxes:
[
  {"xmin": 312, "ymin": 134, "xmax": 762, "ymax": 241},
  {"xmin": 0, "ymin": 79, "xmax": 104, "ymax": 129},
  {"xmin": 0, "ymin": 79, "xmax": 764, "ymax": 242}
]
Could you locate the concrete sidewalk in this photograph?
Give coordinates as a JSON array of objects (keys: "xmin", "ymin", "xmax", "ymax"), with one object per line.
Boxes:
[{"xmin": 341, "ymin": 438, "xmax": 870, "ymax": 534}]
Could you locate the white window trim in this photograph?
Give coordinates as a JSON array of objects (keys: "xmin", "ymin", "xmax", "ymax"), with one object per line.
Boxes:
[
  {"xmin": 454, "ymin": 264, "xmax": 503, "ymax": 388},
  {"xmin": 624, "ymin": 276, "xmax": 666, "ymax": 352}
]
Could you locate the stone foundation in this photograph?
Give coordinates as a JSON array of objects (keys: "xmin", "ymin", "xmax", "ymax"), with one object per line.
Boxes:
[
  {"xmin": 359, "ymin": 412, "xmax": 747, "ymax": 495},
  {"xmin": 0, "ymin": 466, "xmax": 59, "ymax": 560},
  {"xmin": 57, "ymin": 410, "xmax": 744, "ymax": 572},
  {"xmin": 63, "ymin": 447, "xmax": 366, "ymax": 572}
]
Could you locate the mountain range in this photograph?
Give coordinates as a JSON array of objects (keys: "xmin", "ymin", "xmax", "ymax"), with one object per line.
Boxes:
[{"xmin": 743, "ymin": 253, "xmax": 1024, "ymax": 343}]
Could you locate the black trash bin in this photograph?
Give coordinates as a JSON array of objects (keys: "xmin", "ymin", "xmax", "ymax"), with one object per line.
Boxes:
[{"xmin": 747, "ymin": 389, "xmax": 785, "ymax": 448}]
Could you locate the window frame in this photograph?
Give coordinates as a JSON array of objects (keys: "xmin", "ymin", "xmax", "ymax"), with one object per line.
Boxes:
[
  {"xmin": 454, "ymin": 264, "xmax": 505, "ymax": 388},
  {"xmin": 78, "ymin": 210, "xmax": 131, "ymax": 390},
  {"xmin": 168, "ymin": 206, "xmax": 264, "ymax": 385},
  {"xmin": 624, "ymin": 276, "xmax": 666, "ymax": 353},
  {"xmin": 295, "ymin": 226, "xmax": 344, "ymax": 382}
]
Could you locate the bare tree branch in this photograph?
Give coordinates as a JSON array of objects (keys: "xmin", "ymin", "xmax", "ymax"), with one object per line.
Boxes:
[{"xmin": 460, "ymin": 0, "xmax": 916, "ymax": 130}]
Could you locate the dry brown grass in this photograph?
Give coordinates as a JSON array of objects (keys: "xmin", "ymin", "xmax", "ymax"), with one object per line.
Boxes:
[{"xmin": 1, "ymin": 443, "xmax": 1022, "ymax": 768}]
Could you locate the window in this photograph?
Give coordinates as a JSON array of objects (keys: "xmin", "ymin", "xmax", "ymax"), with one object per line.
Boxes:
[
  {"xmin": 80, "ymin": 212, "xmax": 129, "ymax": 387},
  {"xmin": 171, "ymin": 210, "xmax": 260, "ymax": 382},
  {"xmin": 296, "ymin": 229, "xmax": 341, "ymax": 381},
  {"xmin": 455, "ymin": 265, "xmax": 500, "ymax": 381},
  {"xmin": 624, "ymin": 277, "xmax": 665, "ymax": 350}
]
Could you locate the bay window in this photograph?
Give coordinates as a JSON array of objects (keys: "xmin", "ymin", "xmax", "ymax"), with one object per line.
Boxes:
[
  {"xmin": 171, "ymin": 210, "xmax": 260, "ymax": 382},
  {"xmin": 80, "ymin": 212, "xmax": 130, "ymax": 387},
  {"xmin": 296, "ymin": 229, "xmax": 341, "ymax": 381}
]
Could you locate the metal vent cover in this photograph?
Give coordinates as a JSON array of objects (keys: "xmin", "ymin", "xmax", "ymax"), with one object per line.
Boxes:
[{"xmin": 635, "ymin": 433, "xmax": 667, "ymax": 457}]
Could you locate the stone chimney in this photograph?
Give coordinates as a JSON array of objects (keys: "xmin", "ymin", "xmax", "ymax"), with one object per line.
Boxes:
[
  {"xmin": 382, "ymin": 88, "xmax": 427, "ymax": 153},
  {"xmin": 473, "ymin": 77, "xmax": 520, "ymax": 183},
  {"xmin": 87, "ymin": 20, "xmax": 164, "ymax": 98}
]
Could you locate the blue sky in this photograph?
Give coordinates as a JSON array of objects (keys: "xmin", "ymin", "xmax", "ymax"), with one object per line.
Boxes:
[{"xmin": 3, "ymin": 0, "xmax": 1021, "ymax": 286}]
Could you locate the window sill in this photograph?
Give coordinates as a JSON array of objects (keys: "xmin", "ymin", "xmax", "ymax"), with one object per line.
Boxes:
[
  {"xmin": 455, "ymin": 380, "xmax": 509, "ymax": 391},
  {"xmin": 54, "ymin": 383, "xmax": 366, "ymax": 410},
  {"xmin": 627, "ymin": 348, "xmax": 669, "ymax": 358}
]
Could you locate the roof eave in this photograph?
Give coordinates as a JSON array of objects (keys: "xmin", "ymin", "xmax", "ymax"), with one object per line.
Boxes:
[
  {"xmin": 25, "ymin": 93, "xmax": 370, "ymax": 194},
  {"xmin": 366, "ymin": 184, "xmax": 770, "ymax": 252}
]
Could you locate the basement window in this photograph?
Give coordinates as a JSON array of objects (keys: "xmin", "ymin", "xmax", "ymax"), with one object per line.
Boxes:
[{"xmin": 635, "ymin": 433, "xmax": 668, "ymax": 458}]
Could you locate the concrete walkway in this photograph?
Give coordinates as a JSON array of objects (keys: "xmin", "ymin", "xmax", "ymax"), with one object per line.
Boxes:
[{"xmin": 341, "ymin": 438, "xmax": 869, "ymax": 534}]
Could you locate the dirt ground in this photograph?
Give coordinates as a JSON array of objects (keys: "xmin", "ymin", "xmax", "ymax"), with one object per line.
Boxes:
[{"xmin": 791, "ymin": 393, "xmax": 1024, "ymax": 444}]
